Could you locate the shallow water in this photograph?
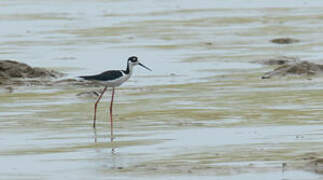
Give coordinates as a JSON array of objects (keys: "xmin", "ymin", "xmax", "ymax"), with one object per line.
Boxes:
[{"xmin": 1, "ymin": 0, "xmax": 323, "ymax": 179}]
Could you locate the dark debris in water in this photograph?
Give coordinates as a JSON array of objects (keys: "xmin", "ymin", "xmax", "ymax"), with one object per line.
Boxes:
[
  {"xmin": 0, "ymin": 60, "xmax": 64, "ymax": 84},
  {"xmin": 262, "ymin": 61, "xmax": 323, "ymax": 79},
  {"xmin": 256, "ymin": 56, "xmax": 299, "ymax": 66},
  {"xmin": 76, "ymin": 89, "xmax": 105, "ymax": 97},
  {"xmin": 0, "ymin": 60, "xmax": 108, "ymax": 95},
  {"xmin": 270, "ymin": 38, "xmax": 300, "ymax": 44},
  {"xmin": 302, "ymin": 156, "xmax": 323, "ymax": 175}
]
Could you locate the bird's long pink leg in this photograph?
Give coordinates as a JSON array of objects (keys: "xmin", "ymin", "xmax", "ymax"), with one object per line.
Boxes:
[
  {"xmin": 93, "ymin": 86, "xmax": 108, "ymax": 128},
  {"xmin": 109, "ymin": 87, "xmax": 115, "ymax": 139}
]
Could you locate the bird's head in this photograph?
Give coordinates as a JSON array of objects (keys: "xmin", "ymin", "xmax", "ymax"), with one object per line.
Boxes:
[{"xmin": 128, "ymin": 56, "xmax": 151, "ymax": 71}]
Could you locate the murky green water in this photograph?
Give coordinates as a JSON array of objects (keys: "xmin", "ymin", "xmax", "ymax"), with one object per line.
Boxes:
[{"xmin": 1, "ymin": 0, "xmax": 323, "ymax": 179}]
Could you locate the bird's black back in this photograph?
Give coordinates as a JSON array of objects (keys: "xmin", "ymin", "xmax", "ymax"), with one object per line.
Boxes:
[{"xmin": 80, "ymin": 70, "xmax": 123, "ymax": 81}]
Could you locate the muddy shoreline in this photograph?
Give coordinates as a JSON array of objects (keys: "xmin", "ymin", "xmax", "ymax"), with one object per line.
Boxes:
[{"xmin": 2, "ymin": 0, "xmax": 323, "ymax": 179}]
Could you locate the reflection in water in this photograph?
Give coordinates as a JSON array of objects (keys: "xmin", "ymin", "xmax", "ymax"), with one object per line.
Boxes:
[
  {"xmin": 93, "ymin": 127, "xmax": 98, "ymax": 143},
  {"xmin": 111, "ymin": 135, "xmax": 116, "ymax": 154},
  {"xmin": 93, "ymin": 127, "xmax": 116, "ymax": 154},
  {"xmin": 282, "ymin": 162, "xmax": 287, "ymax": 176}
]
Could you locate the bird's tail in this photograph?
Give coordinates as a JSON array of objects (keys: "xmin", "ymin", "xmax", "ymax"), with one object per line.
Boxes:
[{"xmin": 79, "ymin": 75, "xmax": 96, "ymax": 80}]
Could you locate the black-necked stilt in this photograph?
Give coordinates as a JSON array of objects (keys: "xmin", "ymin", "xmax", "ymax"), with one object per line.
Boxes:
[{"xmin": 80, "ymin": 56, "xmax": 151, "ymax": 139}]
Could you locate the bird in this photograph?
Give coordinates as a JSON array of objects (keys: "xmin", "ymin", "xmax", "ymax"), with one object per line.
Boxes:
[{"xmin": 79, "ymin": 56, "xmax": 151, "ymax": 139}]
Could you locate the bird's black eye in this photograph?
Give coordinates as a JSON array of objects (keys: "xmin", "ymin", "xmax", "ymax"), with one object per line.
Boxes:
[{"xmin": 130, "ymin": 57, "xmax": 137, "ymax": 62}]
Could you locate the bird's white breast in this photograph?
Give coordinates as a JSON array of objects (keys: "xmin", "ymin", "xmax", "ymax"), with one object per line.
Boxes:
[{"xmin": 104, "ymin": 71, "xmax": 131, "ymax": 87}]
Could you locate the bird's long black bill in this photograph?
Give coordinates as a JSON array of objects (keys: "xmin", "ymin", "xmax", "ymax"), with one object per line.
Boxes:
[{"xmin": 139, "ymin": 63, "xmax": 152, "ymax": 71}]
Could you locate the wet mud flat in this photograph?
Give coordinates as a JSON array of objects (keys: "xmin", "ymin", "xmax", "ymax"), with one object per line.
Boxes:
[
  {"xmin": 2, "ymin": 61, "xmax": 323, "ymax": 180},
  {"xmin": 2, "ymin": 0, "xmax": 323, "ymax": 179}
]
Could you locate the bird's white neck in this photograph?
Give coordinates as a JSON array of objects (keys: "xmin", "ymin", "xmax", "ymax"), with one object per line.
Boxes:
[{"xmin": 124, "ymin": 62, "xmax": 134, "ymax": 75}]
